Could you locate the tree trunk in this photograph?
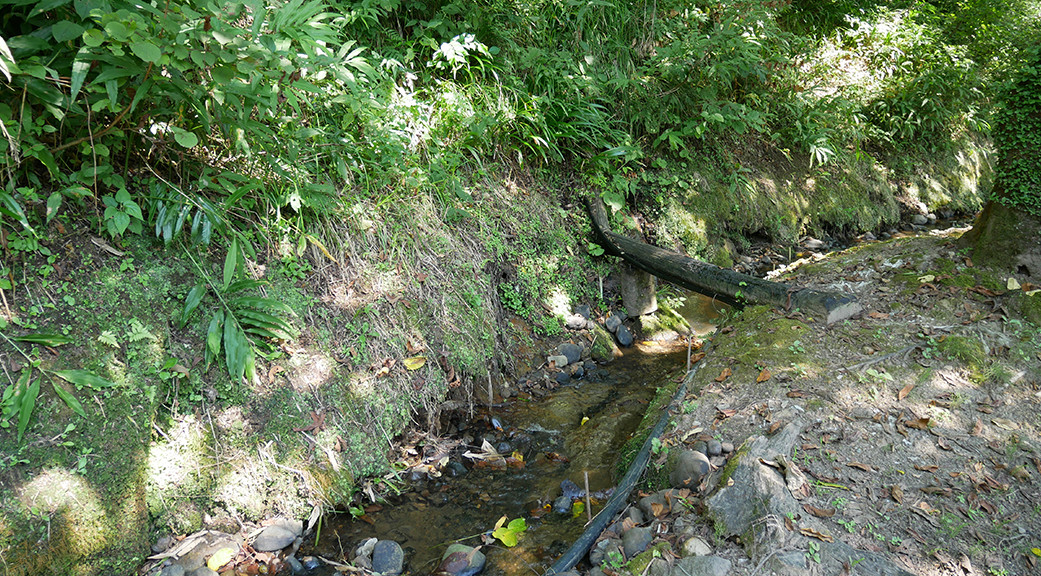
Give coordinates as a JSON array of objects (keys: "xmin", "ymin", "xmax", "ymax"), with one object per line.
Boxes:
[
  {"xmin": 960, "ymin": 199, "xmax": 1041, "ymax": 279},
  {"xmin": 588, "ymin": 198, "xmax": 862, "ymax": 324}
]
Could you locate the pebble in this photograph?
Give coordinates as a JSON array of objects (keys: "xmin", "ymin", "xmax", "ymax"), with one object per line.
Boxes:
[
  {"xmin": 706, "ymin": 439, "xmax": 722, "ymax": 456},
  {"xmin": 622, "ymin": 526, "xmax": 652, "ymax": 558},
  {"xmin": 565, "ymin": 314, "xmax": 589, "ymax": 330},
  {"xmin": 720, "ymin": 442, "xmax": 734, "ymax": 454},
  {"xmin": 615, "ymin": 325, "xmax": 634, "ymax": 347},
  {"xmin": 153, "ymin": 535, "xmax": 174, "ymax": 554},
  {"xmin": 682, "ymin": 537, "xmax": 712, "ymax": 557},
  {"xmin": 301, "ymin": 556, "xmax": 321, "ymax": 570},
  {"xmin": 553, "ymin": 495, "xmax": 572, "ymax": 514},
  {"xmin": 554, "ymin": 372, "xmax": 571, "ymax": 385},
  {"xmin": 446, "ymin": 461, "xmax": 468, "ymax": 477},
  {"xmin": 692, "ymin": 441, "xmax": 707, "ymax": 455},
  {"xmin": 558, "ymin": 343, "xmax": 583, "ymax": 365},
  {"xmin": 189, "ymin": 568, "xmax": 218, "ymax": 576},
  {"xmin": 285, "ymin": 555, "xmax": 305, "ymax": 574},
  {"xmin": 912, "ymin": 214, "xmax": 929, "ymax": 225},
  {"xmin": 574, "ymin": 304, "xmax": 591, "ymax": 319},
  {"xmin": 548, "ymin": 354, "xmax": 569, "ymax": 367},
  {"xmin": 160, "ymin": 565, "xmax": 185, "ymax": 576},
  {"xmin": 605, "ymin": 314, "xmax": 623, "ymax": 332},
  {"xmin": 438, "ymin": 544, "xmax": 486, "ymax": 576},
  {"xmin": 372, "ymin": 540, "xmax": 405, "ymax": 576}
]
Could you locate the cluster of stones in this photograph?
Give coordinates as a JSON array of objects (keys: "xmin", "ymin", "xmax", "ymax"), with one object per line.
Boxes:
[
  {"xmin": 352, "ymin": 538, "xmax": 486, "ymax": 576},
  {"xmin": 149, "ymin": 519, "xmax": 319, "ymax": 576}
]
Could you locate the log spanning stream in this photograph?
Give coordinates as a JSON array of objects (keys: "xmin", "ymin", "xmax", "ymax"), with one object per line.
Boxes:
[{"xmin": 306, "ymin": 293, "xmax": 726, "ymax": 576}]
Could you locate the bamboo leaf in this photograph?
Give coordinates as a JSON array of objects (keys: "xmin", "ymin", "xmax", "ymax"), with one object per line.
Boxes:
[
  {"xmin": 223, "ymin": 237, "xmax": 239, "ymax": 290},
  {"xmin": 11, "ymin": 333, "xmax": 74, "ymax": 346},
  {"xmin": 17, "ymin": 378, "xmax": 40, "ymax": 442},
  {"xmin": 49, "ymin": 369, "xmax": 117, "ymax": 390},
  {"xmin": 228, "ymin": 296, "xmax": 295, "ymax": 315},
  {"xmin": 51, "ymin": 380, "xmax": 86, "ymax": 417},
  {"xmin": 224, "ymin": 317, "xmax": 250, "ymax": 383},
  {"xmin": 206, "ymin": 309, "xmax": 224, "ymax": 364},
  {"xmin": 180, "ymin": 284, "xmax": 207, "ymax": 328}
]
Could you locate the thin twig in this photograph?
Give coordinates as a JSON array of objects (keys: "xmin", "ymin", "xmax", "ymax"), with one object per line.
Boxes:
[{"xmin": 840, "ymin": 344, "xmax": 918, "ymax": 372}]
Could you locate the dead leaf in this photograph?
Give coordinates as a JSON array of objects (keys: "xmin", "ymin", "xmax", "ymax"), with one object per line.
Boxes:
[
  {"xmin": 897, "ymin": 383, "xmax": 914, "ymax": 401},
  {"xmin": 905, "ymin": 417, "xmax": 932, "ymax": 430},
  {"xmin": 403, "ymin": 356, "xmax": 427, "ymax": 370},
  {"xmin": 1010, "ymin": 465, "xmax": 1031, "ymax": 481},
  {"xmin": 867, "ymin": 311, "xmax": 890, "ymax": 319},
  {"xmin": 891, "ymin": 485, "xmax": 904, "ymax": 504},
  {"xmin": 1008, "ymin": 277, "xmax": 1021, "ymax": 290},
  {"xmin": 798, "ymin": 527, "xmax": 834, "ymax": 542},
  {"xmin": 715, "ymin": 367, "xmax": 732, "ymax": 382},
  {"xmin": 650, "ymin": 502, "xmax": 665, "ymax": 517},
  {"xmin": 921, "ymin": 486, "xmax": 952, "ymax": 496},
  {"xmin": 847, "ymin": 461, "xmax": 873, "ymax": 472},
  {"xmin": 690, "ymin": 352, "xmax": 706, "ymax": 363},
  {"xmin": 756, "ymin": 368, "xmax": 771, "ymax": 383},
  {"xmin": 716, "ymin": 408, "xmax": 737, "ymax": 419},
  {"xmin": 914, "ymin": 464, "xmax": 939, "ymax": 472},
  {"xmin": 803, "ymin": 504, "xmax": 836, "ymax": 518},
  {"xmin": 768, "ymin": 421, "xmax": 784, "ymax": 434},
  {"xmin": 992, "ymin": 418, "xmax": 1019, "ymax": 431},
  {"xmin": 937, "ymin": 437, "xmax": 952, "ymax": 451},
  {"xmin": 786, "ymin": 390, "xmax": 806, "ymax": 398},
  {"xmin": 971, "ymin": 418, "xmax": 983, "ymax": 436}
]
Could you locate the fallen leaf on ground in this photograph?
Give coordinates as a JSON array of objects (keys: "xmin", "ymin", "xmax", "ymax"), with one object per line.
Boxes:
[
  {"xmin": 891, "ymin": 484, "xmax": 904, "ymax": 504},
  {"xmin": 756, "ymin": 368, "xmax": 771, "ymax": 382},
  {"xmin": 992, "ymin": 418, "xmax": 1019, "ymax": 431},
  {"xmin": 403, "ymin": 356, "xmax": 427, "ymax": 370},
  {"xmin": 799, "ymin": 527, "xmax": 834, "ymax": 542},
  {"xmin": 768, "ymin": 421, "xmax": 784, "ymax": 434},
  {"xmin": 914, "ymin": 464, "xmax": 939, "ymax": 472},
  {"xmin": 905, "ymin": 417, "xmax": 932, "ymax": 430},
  {"xmin": 715, "ymin": 367, "xmax": 732, "ymax": 382},
  {"xmin": 803, "ymin": 504, "xmax": 836, "ymax": 518},
  {"xmin": 897, "ymin": 383, "xmax": 914, "ymax": 401},
  {"xmin": 786, "ymin": 390, "xmax": 806, "ymax": 398},
  {"xmin": 847, "ymin": 461, "xmax": 873, "ymax": 472}
]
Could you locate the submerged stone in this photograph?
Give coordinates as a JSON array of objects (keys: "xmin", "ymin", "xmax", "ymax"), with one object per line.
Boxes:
[
  {"xmin": 438, "ymin": 544, "xmax": 486, "ymax": 576},
  {"xmin": 372, "ymin": 540, "xmax": 405, "ymax": 576}
]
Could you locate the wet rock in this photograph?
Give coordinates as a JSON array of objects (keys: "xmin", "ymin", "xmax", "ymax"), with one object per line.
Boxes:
[
  {"xmin": 553, "ymin": 495, "xmax": 572, "ymax": 514},
  {"xmin": 912, "ymin": 214, "xmax": 928, "ymax": 225},
  {"xmin": 574, "ymin": 304, "xmax": 592, "ymax": 319},
  {"xmin": 160, "ymin": 565, "xmax": 185, "ymax": 576},
  {"xmin": 302, "ymin": 556, "xmax": 321, "ymax": 570},
  {"xmin": 559, "ymin": 343, "xmax": 583, "ymax": 365},
  {"xmin": 682, "ymin": 537, "xmax": 712, "ymax": 557},
  {"xmin": 605, "ymin": 313, "xmax": 623, "ymax": 333},
  {"xmin": 253, "ymin": 520, "xmax": 301, "ymax": 552},
  {"xmin": 438, "ymin": 544, "xmax": 486, "ymax": 576},
  {"xmin": 548, "ymin": 354, "xmax": 570, "ymax": 367},
  {"xmin": 627, "ymin": 507, "xmax": 644, "ymax": 524},
  {"xmin": 615, "ymin": 325, "xmax": 634, "ymax": 347},
  {"xmin": 571, "ymin": 365, "xmax": 585, "ymax": 379},
  {"xmin": 446, "ymin": 461, "xmax": 468, "ymax": 477},
  {"xmin": 802, "ymin": 237, "xmax": 826, "ymax": 250},
  {"xmin": 153, "ymin": 535, "xmax": 174, "ymax": 554},
  {"xmin": 189, "ymin": 568, "xmax": 218, "ymax": 576},
  {"xmin": 554, "ymin": 372, "xmax": 571, "ymax": 385},
  {"xmin": 670, "ymin": 450, "xmax": 711, "ymax": 488},
  {"xmin": 672, "ymin": 556, "xmax": 731, "ymax": 576},
  {"xmin": 647, "ymin": 558, "xmax": 670, "ymax": 576},
  {"xmin": 285, "ymin": 555, "xmax": 305, "ymax": 574},
  {"xmin": 496, "ymin": 442, "xmax": 511, "ymax": 455},
  {"xmin": 373, "ymin": 540, "xmax": 405, "ymax": 575},
  {"xmin": 622, "ymin": 527, "xmax": 653, "ymax": 559},
  {"xmin": 706, "ymin": 440, "xmax": 722, "ymax": 457},
  {"xmin": 692, "ymin": 441, "xmax": 708, "ymax": 455},
  {"xmin": 863, "ymin": 232, "xmax": 877, "ymax": 242},
  {"xmin": 354, "ymin": 537, "xmax": 377, "ymax": 569},
  {"xmin": 589, "ymin": 538, "xmax": 619, "ymax": 566}
]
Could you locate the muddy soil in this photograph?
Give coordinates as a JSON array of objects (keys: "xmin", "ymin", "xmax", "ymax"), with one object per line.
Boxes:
[{"xmin": 642, "ymin": 226, "xmax": 1041, "ymax": 576}]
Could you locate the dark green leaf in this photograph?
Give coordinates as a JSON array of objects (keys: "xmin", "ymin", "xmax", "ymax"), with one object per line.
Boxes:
[
  {"xmin": 229, "ymin": 296, "xmax": 295, "ymax": 315},
  {"xmin": 225, "ymin": 279, "xmax": 265, "ymax": 294},
  {"xmin": 180, "ymin": 284, "xmax": 206, "ymax": 328},
  {"xmin": 224, "ymin": 318, "xmax": 250, "ymax": 383},
  {"xmin": 45, "ymin": 192, "xmax": 62, "ymax": 223},
  {"xmin": 206, "ymin": 309, "xmax": 224, "ymax": 364},
  {"xmin": 51, "ymin": 381, "xmax": 86, "ymax": 417},
  {"xmin": 17, "ymin": 378, "xmax": 40, "ymax": 442},
  {"xmin": 130, "ymin": 41, "xmax": 161, "ymax": 64},
  {"xmin": 52, "ymin": 21, "xmax": 86, "ymax": 43},
  {"xmin": 223, "ymin": 237, "xmax": 239, "ymax": 290},
  {"xmin": 49, "ymin": 369, "xmax": 117, "ymax": 390}
]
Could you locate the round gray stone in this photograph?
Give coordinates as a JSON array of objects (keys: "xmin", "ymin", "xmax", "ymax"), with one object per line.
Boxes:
[
  {"xmin": 682, "ymin": 536, "xmax": 712, "ymax": 557},
  {"xmin": 670, "ymin": 449, "xmax": 711, "ymax": 489},
  {"xmin": 439, "ymin": 543, "xmax": 486, "ymax": 576},
  {"xmin": 372, "ymin": 540, "xmax": 405, "ymax": 576},
  {"xmin": 672, "ymin": 555, "xmax": 732, "ymax": 576},
  {"xmin": 159, "ymin": 565, "xmax": 185, "ymax": 576},
  {"xmin": 253, "ymin": 524, "xmax": 297, "ymax": 551},
  {"xmin": 706, "ymin": 439, "xmax": 722, "ymax": 456},
  {"xmin": 622, "ymin": 526, "xmax": 653, "ymax": 559},
  {"xmin": 189, "ymin": 568, "xmax": 219, "ymax": 576},
  {"xmin": 605, "ymin": 314, "xmax": 623, "ymax": 332},
  {"xmin": 558, "ymin": 343, "xmax": 583, "ymax": 365}
]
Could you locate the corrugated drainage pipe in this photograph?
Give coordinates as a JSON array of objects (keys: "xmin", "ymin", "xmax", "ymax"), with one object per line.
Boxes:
[{"xmin": 542, "ymin": 337, "xmax": 713, "ymax": 576}]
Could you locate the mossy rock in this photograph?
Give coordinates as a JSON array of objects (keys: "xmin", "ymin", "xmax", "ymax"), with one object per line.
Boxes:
[{"xmin": 591, "ymin": 323, "xmax": 620, "ymax": 363}]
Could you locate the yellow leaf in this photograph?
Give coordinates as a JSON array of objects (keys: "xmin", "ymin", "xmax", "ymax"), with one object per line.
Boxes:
[
  {"xmin": 571, "ymin": 501, "xmax": 585, "ymax": 518},
  {"xmin": 207, "ymin": 547, "xmax": 237, "ymax": 571},
  {"xmin": 403, "ymin": 356, "xmax": 427, "ymax": 370},
  {"xmin": 1031, "ymin": 547, "xmax": 1041, "ymax": 557},
  {"xmin": 918, "ymin": 274, "xmax": 935, "ymax": 283},
  {"xmin": 1008, "ymin": 277, "xmax": 1021, "ymax": 290}
]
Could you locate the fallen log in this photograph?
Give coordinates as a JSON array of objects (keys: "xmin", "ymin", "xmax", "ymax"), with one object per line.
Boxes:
[{"xmin": 589, "ymin": 198, "xmax": 861, "ymax": 324}]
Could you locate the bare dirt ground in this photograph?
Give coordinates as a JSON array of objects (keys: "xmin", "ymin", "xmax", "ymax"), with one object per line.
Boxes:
[{"xmin": 651, "ymin": 226, "xmax": 1041, "ymax": 576}]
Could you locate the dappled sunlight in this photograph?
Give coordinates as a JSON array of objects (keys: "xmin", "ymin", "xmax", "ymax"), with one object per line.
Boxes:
[
  {"xmin": 18, "ymin": 468, "xmax": 109, "ymax": 557},
  {"xmin": 147, "ymin": 415, "xmax": 212, "ymax": 497}
]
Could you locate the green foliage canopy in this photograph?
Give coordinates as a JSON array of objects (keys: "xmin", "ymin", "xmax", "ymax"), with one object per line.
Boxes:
[{"xmin": 993, "ymin": 45, "xmax": 1041, "ymax": 216}]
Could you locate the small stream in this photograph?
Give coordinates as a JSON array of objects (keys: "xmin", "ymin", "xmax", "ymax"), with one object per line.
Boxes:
[{"xmin": 308, "ymin": 294, "xmax": 725, "ymax": 576}]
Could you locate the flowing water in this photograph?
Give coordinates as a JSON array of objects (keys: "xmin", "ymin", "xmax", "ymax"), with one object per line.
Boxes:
[{"xmin": 308, "ymin": 293, "xmax": 726, "ymax": 576}]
